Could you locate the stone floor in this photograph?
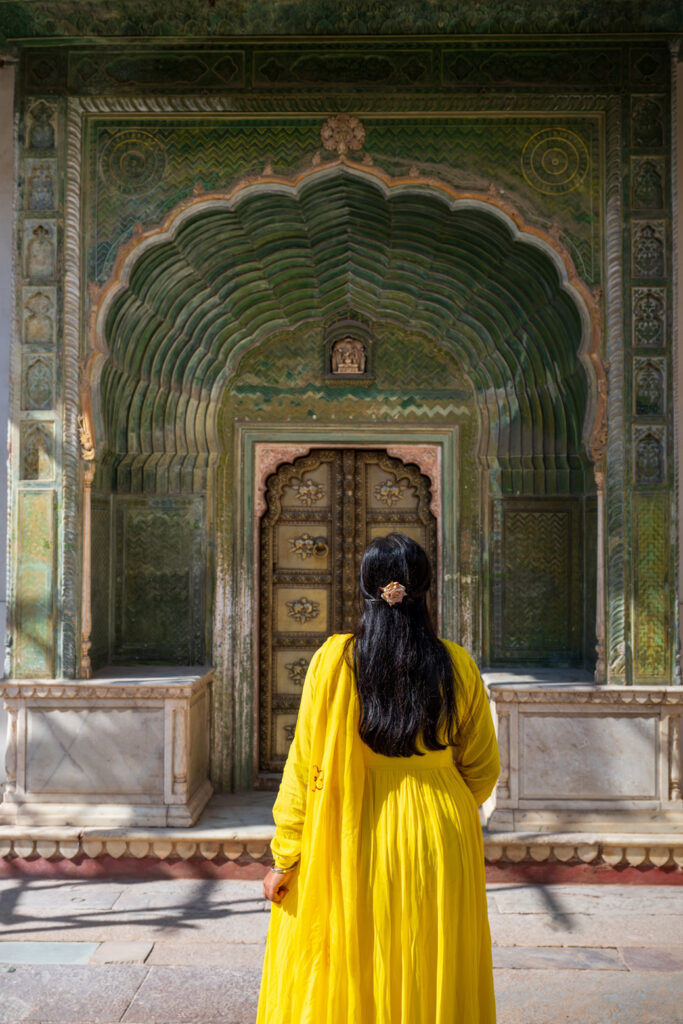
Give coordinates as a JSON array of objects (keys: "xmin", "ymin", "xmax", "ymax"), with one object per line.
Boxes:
[{"xmin": 0, "ymin": 877, "xmax": 681, "ymax": 1023}]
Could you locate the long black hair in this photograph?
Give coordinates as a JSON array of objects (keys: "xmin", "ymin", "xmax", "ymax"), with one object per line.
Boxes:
[{"xmin": 346, "ymin": 532, "xmax": 461, "ymax": 757}]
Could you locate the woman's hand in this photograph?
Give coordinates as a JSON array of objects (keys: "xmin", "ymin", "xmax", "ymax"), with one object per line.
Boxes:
[{"xmin": 263, "ymin": 867, "xmax": 297, "ymax": 903}]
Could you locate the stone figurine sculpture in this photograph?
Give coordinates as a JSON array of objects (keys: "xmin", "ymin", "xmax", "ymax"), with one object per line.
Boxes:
[{"xmin": 330, "ymin": 336, "xmax": 366, "ymax": 374}]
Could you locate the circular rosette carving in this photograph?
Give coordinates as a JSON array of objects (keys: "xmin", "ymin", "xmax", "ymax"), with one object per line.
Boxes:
[
  {"xmin": 521, "ymin": 128, "xmax": 590, "ymax": 196},
  {"xmin": 100, "ymin": 129, "xmax": 166, "ymax": 195}
]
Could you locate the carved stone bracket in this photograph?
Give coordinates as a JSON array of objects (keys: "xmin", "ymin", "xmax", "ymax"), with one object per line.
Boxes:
[
  {"xmin": 386, "ymin": 444, "xmax": 442, "ymax": 520},
  {"xmin": 254, "ymin": 444, "xmax": 311, "ymax": 518}
]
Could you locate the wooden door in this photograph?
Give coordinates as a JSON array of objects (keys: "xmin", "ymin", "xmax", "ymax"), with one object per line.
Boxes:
[{"xmin": 258, "ymin": 448, "xmax": 437, "ymax": 778}]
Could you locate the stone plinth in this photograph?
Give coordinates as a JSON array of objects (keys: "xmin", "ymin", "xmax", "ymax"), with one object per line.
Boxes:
[
  {"xmin": 485, "ymin": 671, "xmax": 683, "ymax": 833},
  {"xmin": 0, "ymin": 667, "xmax": 214, "ymax": 827}
]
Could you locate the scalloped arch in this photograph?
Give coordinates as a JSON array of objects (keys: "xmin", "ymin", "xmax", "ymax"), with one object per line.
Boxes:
[{"xmin": 87, "ymin": 160, "xmax": 604, "ymax": 491}]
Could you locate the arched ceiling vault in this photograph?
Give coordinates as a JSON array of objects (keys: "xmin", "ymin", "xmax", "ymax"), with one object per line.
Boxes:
[{"xmin": 87, "ymin": 162, "xmax": 605, "ymax": 491}]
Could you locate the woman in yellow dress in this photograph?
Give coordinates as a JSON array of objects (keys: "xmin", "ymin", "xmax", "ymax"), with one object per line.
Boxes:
[{"xmin": 257, "ymin": 532, "xmax": 500, "ymax": 1024}]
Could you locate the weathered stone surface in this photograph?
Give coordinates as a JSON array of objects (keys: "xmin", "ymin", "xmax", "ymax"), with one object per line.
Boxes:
[
  {"xmin": 620, "ymin": 946, "xmax": 683, "ymax": 972},
  {"xmin": 490, "ymin": 914, "xmax": 683, "ymax": 948},
  {"xmin": 493, "ymin": 945, "xmax": 625, "ymax": 970},
  {"xmin": 493, "ymin": 969, "xmax": 683, "ymax": 1024},
  {"xmin": 121, "ymin": 966, "xmax": 262, "ymax": 1023},
  {"xmin": 490, "ymin": 883, "xmax": 683, "ymax": 916},
  {"xmin": 146, "ymin": 941, "xmax": 266, "ymax": 968},
  {"xmin": 519, "ymin": 714, "xmax": 657, "ymax": 799},
  {"xmin": 90, "ymin": 941, "xmax": 154, "ymax": 964},
  {"xmin": 0, "ymin": 964, "xmax": 148, "ymax": 1022}
]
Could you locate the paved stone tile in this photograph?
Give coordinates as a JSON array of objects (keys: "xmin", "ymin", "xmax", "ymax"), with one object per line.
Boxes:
[
  {"xmin": 620, "ymin": 945, "xmax": 683, "ymax": 972},
  {"xmin": 0, "ymin": 964, "xmax": 148, "ymax": 1022},
  {"xmin": 0, "ymin": 880, "xmax": 124, "ymax": 913},
  {"xmin": 89, "ymin": 941, "xmax": 153, "ymax": 964},
  {"xmin": 146, "ymin": 940, "xmax": 266, "ymax": 967},
  {"xmin": 0, "ymin": 941, "xmax": 98, "ymax": 964},
  {"xmin": 111, "ymin": 879, "xmax": 265, "ymax": 912},
  {"xmin": 493, "ymin": 945, "xmax": 625, "ymax": 970},
  {"xmin": 490, "ymin": 883, "xmax": 683, "ymax": 916},
  {"xmin": 0, "ymin": 877, "xmax": 270, "ymax": 944},
  {"xmin": 153, "ymin": 915, "xmax": 270, "ymax": 942},
  {"xmin": 494, "ymin": 968, "xmax": 683, "ymax": 1024},
  {"xmin": 0, "ymin": 922, "xmax": 170, "ymax": 942},
  {"xmin": 490, "ymin": 912, "xmax": 683, "ymax": 947},
  {"xmin": 121, "ymin": 965, "xmax": 262, "ymax": 1023}
]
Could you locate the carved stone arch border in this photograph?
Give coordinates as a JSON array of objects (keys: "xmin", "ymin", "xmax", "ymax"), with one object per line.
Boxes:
[{"xmin": 85, "ymin": 158, "xmax": 607, "ymax": 467}]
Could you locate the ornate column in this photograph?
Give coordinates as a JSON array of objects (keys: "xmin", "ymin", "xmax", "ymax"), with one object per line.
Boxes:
[{"xmin": 604, "ymin": 96, "xmax": 628, "ymax": 682}]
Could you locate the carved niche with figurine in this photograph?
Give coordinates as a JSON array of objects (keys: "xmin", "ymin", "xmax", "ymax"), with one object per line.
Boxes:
[{"xmin": 330, "ymin": 336, "xmax": 367, "ymax": 375}]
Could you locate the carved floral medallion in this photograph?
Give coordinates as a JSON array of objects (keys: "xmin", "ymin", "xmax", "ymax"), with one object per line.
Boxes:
[{"xmin": 286, "ymin": 596, "xmax": 321, "ymax": 624}]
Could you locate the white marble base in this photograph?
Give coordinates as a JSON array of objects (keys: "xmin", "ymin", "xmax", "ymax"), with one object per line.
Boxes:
[
  {"xmin": 485, "ymin": 673, "xmax": 683, "ymax": 833},
  {"xmin": 0, "ymin": 668, "xmax": 214, "ymax": 827}
]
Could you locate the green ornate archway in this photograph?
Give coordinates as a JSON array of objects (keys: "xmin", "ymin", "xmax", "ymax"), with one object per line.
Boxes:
[{"xmin": 85, "ymin": 161, "xmax": 603, "ymax": 787}]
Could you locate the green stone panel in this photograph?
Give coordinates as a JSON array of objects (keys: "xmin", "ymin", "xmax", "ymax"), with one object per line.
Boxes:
[
  {"xmin": 633, "ymin": 492, "xmax": 670, "ymax": 682},
  {"xmin": 113, "ymin": 496, "xmax": 206, "ymax": 664},
  {"xmin": 90, "ymin": 494, "xmax": 111, "ymax": 671},
  {"xmin": 14, "ymin": 489, "xmax": 55, "ymax": 678},
  {"xmin": 491, "ymin": 497, "xmax": 583, "ymax": 666}
]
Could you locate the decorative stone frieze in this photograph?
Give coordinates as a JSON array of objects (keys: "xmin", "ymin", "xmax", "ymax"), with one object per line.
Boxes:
[{"xmin": 0, "ymin": 825, "xmax": 681, "ymax": 875}]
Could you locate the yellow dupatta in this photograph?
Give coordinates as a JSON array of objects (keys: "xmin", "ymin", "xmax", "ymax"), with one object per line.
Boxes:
[{"xmin": 256, "ymin": 632, "xmax": 366, "ymax": 1024}]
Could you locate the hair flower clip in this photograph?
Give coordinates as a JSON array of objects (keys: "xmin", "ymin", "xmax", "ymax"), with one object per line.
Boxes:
[{"xmin": 380, "ymin": 581, "xmax": 407, "ymax": 606}]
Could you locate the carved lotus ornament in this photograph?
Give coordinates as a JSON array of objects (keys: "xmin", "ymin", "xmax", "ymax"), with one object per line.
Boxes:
[{"xmin": 320, "ymin": 115, "xmax": 366, "ymax": 156}]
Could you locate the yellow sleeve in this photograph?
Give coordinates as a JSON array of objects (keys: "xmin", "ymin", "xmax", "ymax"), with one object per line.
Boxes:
[
  {"xmin": 451, "ymin": 651, "xmax": 500, "ymax": 806},
  {"xmin": 269, "ymin": 640, "xmax": 326, "ymax": 870}
]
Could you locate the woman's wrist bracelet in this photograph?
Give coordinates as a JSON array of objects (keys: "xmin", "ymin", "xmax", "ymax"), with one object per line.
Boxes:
[{"xmin": 271, "ymin": 861, "xmax": 298, "ymax": 874}]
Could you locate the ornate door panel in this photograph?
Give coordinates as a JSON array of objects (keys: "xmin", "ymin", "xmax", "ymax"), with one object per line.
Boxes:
[{"xmin": 259, "ymin": 448, "xmax": 436, "ymax": 777}]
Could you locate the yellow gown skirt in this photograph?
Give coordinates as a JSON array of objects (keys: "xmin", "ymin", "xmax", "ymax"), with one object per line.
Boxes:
[
  {"xmin": 356, "ymin": 741, "xmax": 496, "ymax": 1023},
  {"xmin": 256, "ymin": 633, "xmax": 499, "ymax": 1024}
]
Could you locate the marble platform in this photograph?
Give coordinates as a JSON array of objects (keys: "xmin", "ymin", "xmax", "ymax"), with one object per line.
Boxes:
[
  {"xmin": 0, "ymin": 667, "xmax": 214, "ymax": 827},
  {"xmin": 484, "ymin": 671, "xmax": 683, "ymax": 834}
]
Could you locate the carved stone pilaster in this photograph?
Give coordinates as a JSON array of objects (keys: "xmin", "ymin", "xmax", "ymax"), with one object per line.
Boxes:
[
  {"xmin": 4, "ymin": 707, "xmax": 18, "ymax": 796},
  {"xmin": 172, "ymin": 705, "xmax": 188, "ymax": 798},
  {"xmin": 496, "ymin": 707, "xmax": 511, "ymax": 801},
  {"xmin": 670, "ymin": 714, "xmax": 682, "ymax": 802}
]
